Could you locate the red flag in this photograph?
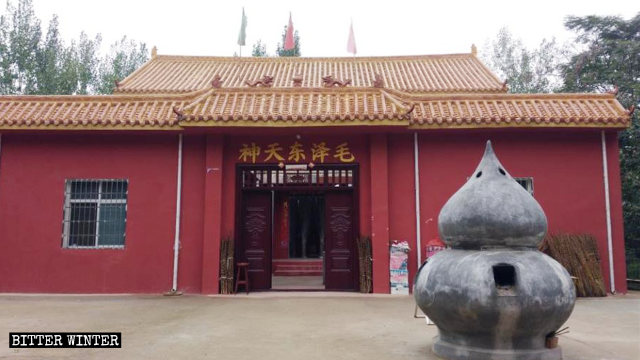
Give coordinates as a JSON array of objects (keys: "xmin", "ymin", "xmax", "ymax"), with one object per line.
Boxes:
[
  {"xmin": 347, "ymin": 20, "xmax": 357, "ymax": 55},
  {"xmin": 284, "ymin": 13, "xmax": 295, "ymax": 50}
]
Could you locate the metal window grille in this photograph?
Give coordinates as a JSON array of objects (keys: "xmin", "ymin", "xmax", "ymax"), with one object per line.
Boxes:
[
  {"xmin": 62, "ymin": 179, "xmax": 128, "ymax": 248},
  {"xmin": 514, "ymin": 177, "xmax": 534, "ymax": 195}
]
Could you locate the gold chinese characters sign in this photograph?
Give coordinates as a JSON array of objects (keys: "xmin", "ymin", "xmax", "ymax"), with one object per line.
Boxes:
[{"xmin": 238, "ymin": 141, "xmax": 355, "ymax": 164}]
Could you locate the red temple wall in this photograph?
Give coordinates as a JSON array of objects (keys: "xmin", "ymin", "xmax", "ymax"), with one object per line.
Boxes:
[
  {"xmin": 415, "ymin": 130, "xmax": 626, "ymax": 293},
  {"xmin": 0, "ymin": 129, "xmax": 627, "ymax": 294},
  {"xmin": 387, "ymin": 134, "xmax": 418, "ymax": 291},
  {"xmin": 0, "ymin": 133, "xmax": 182, "ymax": 293},
  {"xmin": 176, "ymin": 135, "xmax": 206, "ymax": 293}
]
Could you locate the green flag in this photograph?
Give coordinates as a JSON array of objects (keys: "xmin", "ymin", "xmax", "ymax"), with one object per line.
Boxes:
[{"xmin": 237, "ymin": 8, "xmax": 247, "ymax": 46}]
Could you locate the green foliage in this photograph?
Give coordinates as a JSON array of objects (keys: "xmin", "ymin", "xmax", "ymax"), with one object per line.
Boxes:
[
  {"xmin": 0, "ymin": 0, "xmax": 148, "ymax": 95},
  {"xmin": 96, "ymin": 37, "xmax": 148, "ymax": 94},
  {"xmin": 276, "ymin": 26, "xmax": 300, "ymax": 57},
  {"xmin": 482, "ymin": 27, "xmax": 566, "ymax": 93},
  {"xmin": 559, "ymin": 13, "xmax": 640, "ymax": 277},
  {"xmin": 3, "ymin": 0, "xmax": 41, "ymax": 94},
  {"xmin": 251, "ymin": 40, "xmax": 267, "ymax": 57}
]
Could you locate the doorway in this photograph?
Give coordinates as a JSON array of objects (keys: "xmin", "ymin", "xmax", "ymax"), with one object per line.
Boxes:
[
  {"xmin": 272, "ymin": 193, "xmax": 325, "ymax": 290},
  {"xmin": 289, "ymin": 194, "xmax": 324, "ymax": 259},
  {"xmin": 237, "ymin": 164, "xmax": 358, "ymax": 291}
]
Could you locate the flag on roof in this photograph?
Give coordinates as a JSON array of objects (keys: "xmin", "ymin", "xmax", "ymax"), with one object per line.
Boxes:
[
  {"xmin": 284, "ymin": 12, "xmax": 295, "ymax": 50},
  {"xmin": 237, "ymin": 8, "xmax": 247, "ymax": 46},
  {"xmin": 347, "ymin": 20, "xmax": 357, "ymax": 55}
]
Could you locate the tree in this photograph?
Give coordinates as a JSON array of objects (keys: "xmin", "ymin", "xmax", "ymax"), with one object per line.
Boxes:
[
  {"xmin": 3, "ymin": 0, "xmax": 41, "ymax": 94},
  {"xmin": 34, "ymin": 15, "xmax": 62, "ymax": 94},
  {"xmin": 560, "ymin": 13, "xmax": 640, "ymax": 276},
  {"xmin": 0, "ymin": 7, "xmax": 14, "ymax": 93},
  {"xmin": 96, "ymin": 36, "xmax": 148, "ymax": 94},
  {"xmin": 0, "ymin": 0, "xmax": 148, "ymax": 95},
  {"xmin": 482, "ymin": 27, "xmax": 565, "ymax": 93},
  {"xmin": 252, "ymin": 40, "xmax": 267, "ymax": 57},
  {"xmin": 276, "ymin": 26, "xmax": 300, "ymax": 57}
]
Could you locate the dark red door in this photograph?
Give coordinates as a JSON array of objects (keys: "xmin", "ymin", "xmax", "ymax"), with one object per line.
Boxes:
[
  {"xmin": 324, "ymin": 192, "xmax": 356, "ymax": 290},
  {"xmin": 240, "ymin": 192, "xmax": 272, "ymax": 290}
]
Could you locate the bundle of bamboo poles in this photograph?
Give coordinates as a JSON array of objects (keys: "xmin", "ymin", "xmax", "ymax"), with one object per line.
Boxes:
[
  {"xmin": 219, "ymin": 237, "xmax": 235, "ymax": 294},
  {"xmin": 539, "ymin": 233, "xmax": 606, "ymax": 297},
  {"xmin": 357, "ymin": 236, "xmax": 373, "ymax": 293}
]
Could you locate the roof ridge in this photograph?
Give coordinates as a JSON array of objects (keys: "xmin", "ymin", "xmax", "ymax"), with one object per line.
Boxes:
[
  {"xmin": 152, "ymin": 53, "xmax": 478, "ymax": 62},
  {"xmin": 387, "ymin": 90, "xmax": 620, "ymax": 101}
]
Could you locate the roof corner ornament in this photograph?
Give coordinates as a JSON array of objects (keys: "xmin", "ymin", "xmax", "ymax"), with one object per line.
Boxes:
[
  {"xmin": 151, "ymin": 46, "xmax": 157, "ymax": 58},
  {"xmin": 211, "ymin": 75, "xmax": 223, "ymax": 88},
  {"xmin": 245, "ymin": 75, "xmax": 274, "ymax": 87},
  {"xmin": 322, "ymin": 75, "xmax": 351, "ymax": 88},
  {"xmin": 501, "ymin": 80, "xmax": 508, "ymax": 91},
  {"xmin": 403, "ymin": 103, "xmax": 416, "ymax": 120},
  {"xmin": 628, "ymin": 104, "xmax": 636, "ymax": 116},
  {"xmin": 607, "ymin": 85, "xmax": 619, "ymax": 96},
  {"xmin": 114, "ymin": 80, "xmax": 120, "ymax": 89},
  {"xmin": 372, "ymin": 73, "xmax": 384, "ymax": 88},
  {"xmin": 172, "ymin": 106, "xmax": 184, "ymax": 119},
  {"xmin": 292, "ymin": 74, "xmax": 303, "ymax": 87},
  {"xmin": 471, "ymin": 44, "xmax": 477, "ymax": 56}
]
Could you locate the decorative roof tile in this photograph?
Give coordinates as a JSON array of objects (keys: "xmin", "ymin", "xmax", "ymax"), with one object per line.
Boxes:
[
  {"xmin": 401, "ymin": 92, "xmax": 630, "ymax": 129},
  {"xmin": 176, "ymin": 88, "xmax": 411, "ymax": 126},
  {"xmin": 0, "ymin": 90, "xmax": 630, "ymax": 130},
  {"xmin": 0, "ymin": 94, "xmax": 186, "ymax": 129},
  {"xmin": 115, "ymin": 54, "xmax": 505, "ymax": 94}
]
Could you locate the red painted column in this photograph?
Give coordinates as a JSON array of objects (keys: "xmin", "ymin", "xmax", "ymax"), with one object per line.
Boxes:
[
  {"xmin": 201, "ymin": 134, "xmax": 224, "ymax": 294},
  {"xmin": 370, "ymin": 134, "xmax": 390, "ymax": 293},
  {"xmin": 606, "ymin": 131, "xmax": 627, "ymax": 293}
]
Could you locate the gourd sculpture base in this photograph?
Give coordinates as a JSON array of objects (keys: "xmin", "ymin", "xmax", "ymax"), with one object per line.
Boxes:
[
  {"xmin": 416, "ymin": 249, "xmax": 574, "ymax": 360},
  {"xmin": 433, "ymin": 340, "xmax": 561, "ymax": 360}
]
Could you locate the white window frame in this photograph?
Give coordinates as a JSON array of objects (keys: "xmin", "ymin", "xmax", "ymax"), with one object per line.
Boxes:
[{"xmin": 62, "ymin": 179, "xmax": 128, "ymax": 249}]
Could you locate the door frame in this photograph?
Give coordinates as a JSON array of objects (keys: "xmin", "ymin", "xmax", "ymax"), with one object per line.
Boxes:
[{"xmin": 235, "ymin": 163, "xmax": 359, "ymax": 291}]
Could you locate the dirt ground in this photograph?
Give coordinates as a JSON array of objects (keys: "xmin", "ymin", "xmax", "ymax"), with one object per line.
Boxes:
[{"xmin": 0, "ymin": 291, "xmax": 638, "ymax": 360}]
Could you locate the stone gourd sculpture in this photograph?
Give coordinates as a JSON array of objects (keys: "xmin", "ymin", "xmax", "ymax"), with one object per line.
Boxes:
[{"xmin": 414, "ymin": 141, "xmax": 576, "ymax": 360}]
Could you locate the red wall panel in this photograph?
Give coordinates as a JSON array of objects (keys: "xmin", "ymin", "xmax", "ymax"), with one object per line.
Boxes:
[
  {"xmin": 0, "ymin": 129, "xmax": 626, "ymax": 294},
  {"xmin": 177, "ymin": 135, "xmax": 206, "ymax": 293},
  {"xmin": 388, "ymin": 134, "xmax": 417, "ymax": 291},
  {"xmin": 417, "ymin": 130, "xmax": 626, "ymax": 293},
  {"xmin": 0, "ymin": 133, "xmax": 180, "ymax": 293}
]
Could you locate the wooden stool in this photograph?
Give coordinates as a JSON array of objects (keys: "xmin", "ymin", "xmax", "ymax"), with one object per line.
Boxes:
[{"xmin": 235, "ymin": 262, "xmax": 250, "ymax": 294}]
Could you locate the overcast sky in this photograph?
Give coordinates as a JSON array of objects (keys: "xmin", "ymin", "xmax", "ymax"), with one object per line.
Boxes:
[{"xmin": 20, "ymin": 0, "xmax": 639, "ymax": 58}]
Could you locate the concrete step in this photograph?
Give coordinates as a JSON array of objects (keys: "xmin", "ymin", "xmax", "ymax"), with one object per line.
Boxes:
[
  {"xmin": 273, "ymin": 260, "xmax": 323, "ymax": 276},
  {"xmin": 274, "ymin": 269, "xmax": 323, "ymax": 276}
]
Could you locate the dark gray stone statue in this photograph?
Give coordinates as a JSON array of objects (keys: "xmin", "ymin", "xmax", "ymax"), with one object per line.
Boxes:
[{"xmin": 414, "ymin": 141, "xmax": 576, "ymax": 360}]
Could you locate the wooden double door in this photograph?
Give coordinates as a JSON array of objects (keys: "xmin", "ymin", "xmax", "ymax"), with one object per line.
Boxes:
[{"xmin": 238, "ymin": 191, "xmax": 356, "ymax": 291}]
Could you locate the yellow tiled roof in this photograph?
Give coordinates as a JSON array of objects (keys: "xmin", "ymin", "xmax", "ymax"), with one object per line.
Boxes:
[
  {"xmin": 0, "ymin": 88, "xmax": 630, "ymax": 130},
  {"xmin": 177, "ymin": 88, "xmax": 411, "ymax": 126},
  {"xmin": 401, "ymin": 92, "xmax": 630, "ymax": 129},
  {"xmin": 115, "ymin": 53, "xmax": 506, "ymax": 94},
  {"xmin": 0, "ymin": 94, "xmax": 186, "ymax": 129}
]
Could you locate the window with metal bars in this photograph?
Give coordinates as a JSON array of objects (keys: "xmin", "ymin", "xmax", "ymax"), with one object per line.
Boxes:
[
  {"xmin": 62, "ymin": 179, "xmax": 128, "ymax": 248},
  {"xmin": 515, "ymin": 177, "xmax": 534, "ymax": 195}
]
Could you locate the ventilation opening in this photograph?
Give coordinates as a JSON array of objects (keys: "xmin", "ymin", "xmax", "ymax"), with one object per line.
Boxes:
[
  {"xmin": 498, "ymin": 168, "xmax": 506, "ymax": 175},
  {"xmin": 493, "ymin": 264, "xmax": 516, "ymax": 288},
  {"xmin": 475, "ymin": 171, "xmax": 482, "ymax": 178}
]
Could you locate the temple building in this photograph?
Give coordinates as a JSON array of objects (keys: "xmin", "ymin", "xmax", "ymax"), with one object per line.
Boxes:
[{"xmin": 0, "ymin": 47, "xmax": 631, "ymax": 294}]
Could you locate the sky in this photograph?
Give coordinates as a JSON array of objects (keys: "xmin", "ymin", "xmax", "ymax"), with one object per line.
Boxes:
[{"xmin": 16, "ymin": 0, "xmax": 640, "ymax": 58}]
